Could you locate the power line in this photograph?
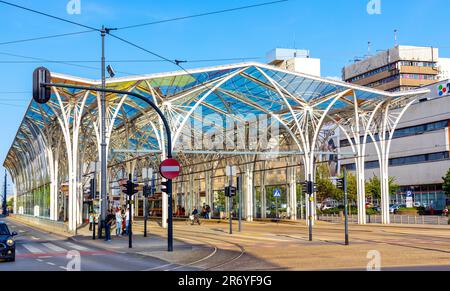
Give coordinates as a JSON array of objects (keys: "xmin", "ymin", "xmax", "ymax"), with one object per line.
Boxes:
[
  {"xmin": 0, "ymin": 30, "xmax": 95, "ymax": 46},
  {"xmin": 0, "ymin": 51, "xmax": 135, "ymax": 75},
  {"xmin": 0, "ymin": 0, "xmax": 100, "ymax": 32},
  {"xmin": 0, "ymin": 56, "xmax": 264, "ymax": 64},
  {"xmin": 0, "ymin": 51, "xmax": 102, "ymax": 71},
  {"xmin": 116, "ymin": 0, "xmax": 289, "ymax": 30},
  {"xmin": 108, "ymin": 33, "xmax": 178, "ymax": 66}
]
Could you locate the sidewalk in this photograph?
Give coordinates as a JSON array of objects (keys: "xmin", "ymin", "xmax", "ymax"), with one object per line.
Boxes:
[{"xmin": 71, "ymin": 222, "xmax": 216, "ymax": 267}]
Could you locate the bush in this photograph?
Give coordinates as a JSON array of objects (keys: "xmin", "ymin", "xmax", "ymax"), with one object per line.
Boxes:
[
  {"xmin": 417, "ymin": 207, "xmax": 426, "ymax": 215},
  {"xmin": 366, "ymin": 208, "xmax": 379, "ymax": 215}
]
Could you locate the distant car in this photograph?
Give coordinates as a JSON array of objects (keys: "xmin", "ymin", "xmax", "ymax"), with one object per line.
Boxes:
[
  {"xmin": 389, "ymin": 204, "xmax": 400, "ymax": 214},
  {"xmin": 413, "ymin": 202, "xmax": 421, "ymax": 208},
  {"xmin": 321, "ymin": 205, "xmax": 333, "ymax": 211},
  {"xmin": 0, "ymin": 221, "xmax": 17, "ymax": 262}
]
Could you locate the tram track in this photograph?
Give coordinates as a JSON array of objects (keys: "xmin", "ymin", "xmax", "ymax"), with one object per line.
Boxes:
[{"xmin": 138, "ymin": 227, "xmax": 246, "ymax": 271}]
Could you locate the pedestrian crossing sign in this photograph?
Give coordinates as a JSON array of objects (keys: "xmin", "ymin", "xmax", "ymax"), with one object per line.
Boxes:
[{"xmin": 273, "ymin": 189, "xmax": 281, "ymax": 198}]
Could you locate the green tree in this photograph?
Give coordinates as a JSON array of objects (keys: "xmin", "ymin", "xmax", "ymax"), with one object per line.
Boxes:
[
  {"xmin": 365, "ymin": 175, "xmax": 399, "ymax": 202},
  {"xmin": 443, "ymin": 168, "xmax": 450, "ymax": 197},
  {"xmin": 315, "ymin": 164, "xmax": 339, "ymax": 202},
  {"xmin": 6, "ymin": 197, "xmax": 14, "ymax": 208}
]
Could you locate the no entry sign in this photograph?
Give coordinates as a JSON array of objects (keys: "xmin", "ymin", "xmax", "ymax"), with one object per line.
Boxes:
[{"xmin": 160, "ymin": 158, "xmax": 181, "ymax": 180}]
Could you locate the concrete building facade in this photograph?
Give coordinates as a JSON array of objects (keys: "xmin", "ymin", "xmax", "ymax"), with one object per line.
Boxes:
[
  {"xmin": 340, "ymin": 79, "xmax": 450, "ymax": 210},
  {"xmin": 342, "ymin": 45, "xmax": 450, "ymax": 92}
]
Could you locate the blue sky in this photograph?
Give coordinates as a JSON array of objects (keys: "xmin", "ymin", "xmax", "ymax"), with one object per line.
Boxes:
[{"xmin": 0, "ymin": 0, "xmax": 448, "ymax": 194}]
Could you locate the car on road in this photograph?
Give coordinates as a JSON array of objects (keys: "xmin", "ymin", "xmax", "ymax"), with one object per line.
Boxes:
[
  {"xmin": 0, "ymin": 221, "xmax": 17, "ymax": 262},
  {"xmin": 389, "ymin": 204, "xmax": 401, "ymax": 214},
  {"xmin": 413, "ymin": 202, "xmax": 421, "ymax": 208}
]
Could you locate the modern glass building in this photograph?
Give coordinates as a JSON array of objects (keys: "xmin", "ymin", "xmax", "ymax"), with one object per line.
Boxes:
[{"xmin": 3, "ymin": 62, "xmax": 428, "ymax": 231}]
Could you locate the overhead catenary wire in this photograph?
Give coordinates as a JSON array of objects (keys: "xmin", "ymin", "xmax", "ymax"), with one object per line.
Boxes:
[
  {"xmin": 116, "ymin": 0, "xmax": 289, "ymax": 30},
  {"xmin": 0, "ymin": 56, "xmax": 265, "ymax": 64},
  {"xmin": 0, "ymin": 0, "xmax": 100, "ymax": 31},
  {"xmin": 0, "ymin": 30, "xmax": 96, "ymax": 46},
  {"xmin": 0, "ymin": 51, "xmax": 136, "ymax": 75}
]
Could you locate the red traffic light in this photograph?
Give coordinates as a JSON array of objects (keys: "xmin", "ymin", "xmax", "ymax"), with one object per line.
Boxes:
[{"xmin": 32, "ymin": 67, "xmax": 52, "ymax": 104}]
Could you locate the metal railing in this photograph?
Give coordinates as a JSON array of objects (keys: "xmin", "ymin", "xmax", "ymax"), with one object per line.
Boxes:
[{"xmin": 318, "ymin": 214, "xmax": 449, "ymax": 226}]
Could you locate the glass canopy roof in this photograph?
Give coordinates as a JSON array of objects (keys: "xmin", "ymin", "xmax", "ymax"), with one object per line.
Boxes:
[{"xmin": 4, "ymin": 62, "xmax": 429, "ymax": 183}]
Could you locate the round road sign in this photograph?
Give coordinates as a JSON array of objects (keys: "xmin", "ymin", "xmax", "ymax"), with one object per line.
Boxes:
[{"xmin": 160, "ymin": 159, "xmax": 181, "ymax": 180}]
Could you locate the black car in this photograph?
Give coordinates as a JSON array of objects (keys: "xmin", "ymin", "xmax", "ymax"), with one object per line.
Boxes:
[{"xmin": 0, "ymin": 222, "xmax": 17, "ymax": 262}]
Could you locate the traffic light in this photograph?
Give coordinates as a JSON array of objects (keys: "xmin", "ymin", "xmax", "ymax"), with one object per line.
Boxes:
[
  {"xmin": 302, "ymin": 181, "xmax": 317, "ymax": 194},
  {"xmin": 336, "ymin": 178, "xmax": 345, "ymax": 191},
  {"xmin": 161, "ymin": 180, "xmax": 169, "ymax": 195},
  {"xmin": 225, "ymin": 186, "xmax": 237, "ymax": 197},
  {"xmin": 143, "ymin": 184, "xmax": 154, "ymax": 198},
  {"xmin": 89, "ymin": 178, "xmax": 96, "ymax": 199},
  {"xmin": 122, "ymin": 180, "xmax": 139, "ymax": 197},
  {"xmin": 32, "ymin": 67, "xmax": 52, "ymax": 104},
  {"xmin": 301, "ymin": 181, "xmax": 308, "ymax": 193}
]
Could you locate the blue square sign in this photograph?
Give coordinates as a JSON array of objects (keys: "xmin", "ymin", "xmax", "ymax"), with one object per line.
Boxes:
[{"xmin": 273, "ymin": 189, "xmax": 281, "ymax": 198}]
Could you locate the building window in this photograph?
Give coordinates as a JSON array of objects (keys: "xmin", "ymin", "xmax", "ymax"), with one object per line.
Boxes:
[
  {"xmin": 344, "ymin": 151, "xmax": 449, "ymax": 170},
  {"xmin": 340, "ymin": 120, "xmax": 448, "ymax": 147}
]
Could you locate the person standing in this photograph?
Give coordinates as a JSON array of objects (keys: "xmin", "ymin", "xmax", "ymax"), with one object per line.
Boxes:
[
  {"xmin": 89, "ymin": 212, "xmax": 94, "ymax": 231},
  {"xmin": 205, "ymin": 205, "xmax": 211, "ymax": 219},
  {"xmin": 115, "ymin": 208, "xmax": 122, "ymax": 236},
  {"xmin": 191, "ymin": 207, "xmax": 201, "ymax": 225},
  {"xmin": 105, "ymin": 210, "xmax": 115, "ymax": 242},
  {"xmin": 125, "ymin": 206, "xmax": 130, "ymax": 235}
]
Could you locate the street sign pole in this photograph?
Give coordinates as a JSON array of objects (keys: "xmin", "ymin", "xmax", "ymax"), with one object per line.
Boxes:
[
  {"xmin": 276, "ymin": 197, "xmax": 278, "ymax": 219},
  {"xmin": 344, "ymin": 168, "xmax": 349, "ymax": 246},
  {"xmin": 237, "ymin": 176, "xmax": 242, "ymax": 232},
  {"xmin": 128, "ymin": 174, "xmax": 133, "ymax": 249},
  {"xmin": 2, "ymin": 171, "xmax": 7, "ymax": 216},
  {"xmin": 229, "ymin": 167, "xmax": 233, "ymax": 235},
  {"xmin": 308, "ymin": 175, "xmax": 313, "ymax": 242}
]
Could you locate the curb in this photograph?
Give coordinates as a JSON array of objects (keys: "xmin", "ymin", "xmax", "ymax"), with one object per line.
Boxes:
[{"xmin": 7, "ymin": 215, "xmax": 73, "ymax": 238}]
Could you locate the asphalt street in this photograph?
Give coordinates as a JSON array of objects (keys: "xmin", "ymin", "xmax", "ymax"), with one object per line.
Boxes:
[{"xmin": 0, "ymin": 217, "xmax": 184, "ymax": 271}]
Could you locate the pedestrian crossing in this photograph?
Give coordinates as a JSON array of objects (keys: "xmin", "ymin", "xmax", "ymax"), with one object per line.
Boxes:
[{"xmin": 17, "ymin": 241, "xmax": 94, "ymax": 257}]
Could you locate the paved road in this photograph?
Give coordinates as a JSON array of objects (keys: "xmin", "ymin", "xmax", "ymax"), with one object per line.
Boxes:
[
  {"xmin": 137, "ymin": 220, "xmax": 450, "ymax": 271},
  {"xmin": 0, "ymin": 217, "xmax": 182, "ymax": 271},
  {"xmin": 3, "ymin": 216, "xmax": 450, "ymax": 271}
]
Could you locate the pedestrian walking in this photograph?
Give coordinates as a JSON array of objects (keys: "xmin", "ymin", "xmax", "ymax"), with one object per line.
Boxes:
[
  {"xmin": 201, "ymin": 205, "xmax": 207, "ymax": 218},
  {"xmin": 105, "ymin": 210, "xmax": 115, "ymax": 241},
  {"xmin": 115, "ymin": 208, "xmax": 122, "ymax": 236},
  {"xmin": 191, "ymin": 208, "xmax": 201, "ymax": 225},
  {"xmin": 125, "ymin": 206, "xmax": 130, "ymax": 235},
  {"xmin": 121, "ymin": 209, "xmax": 126, "ymax": 235},
  {"xmin": 205, "ymin": 205, "xmax": 211, "ymax": 219},
  {"xmin": 89, "ymin": 212, "xmax": 94, "ymax": 231}
]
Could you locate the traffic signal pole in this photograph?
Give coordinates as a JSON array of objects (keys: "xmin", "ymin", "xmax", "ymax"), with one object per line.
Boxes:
[
  {"xmin": 229, "ymin": 171, "xmax": 233, "ymax": 235},
  {"xmin": 308, "ymin": 174, "xmax": 313, "ymax": 242},
  {"xmin": 237, "ymin": 176, "xmax": 242, "ymax": 232},
  {"xmin": 99, "ymin": 27, "xmax": 107, "ymax": 240},
  {"xmin": 2, "ymin": 171, "xmax": 7, "ymax": 216},
  {"xmin": 344, "ymin": 168, "xmax": 349, "ymax": 246},
  {"xmin": 36, "ymin": 69, "xmax": 175, "ymax": 252}
]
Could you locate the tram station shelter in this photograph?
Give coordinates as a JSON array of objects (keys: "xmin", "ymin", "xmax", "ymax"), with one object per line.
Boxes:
[{"xmin": 3, "ymin": 62, "xmax": 428, "ymax": 232}]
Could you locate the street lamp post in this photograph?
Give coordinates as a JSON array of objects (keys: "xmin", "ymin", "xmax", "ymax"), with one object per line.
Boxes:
[{"xmin": 33, "ymin": 67, "xmax": 175, "ymax": 251}]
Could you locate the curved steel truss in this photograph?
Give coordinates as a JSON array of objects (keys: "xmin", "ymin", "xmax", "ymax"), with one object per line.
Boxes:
[{"xmin": 3, "ymin": 62, "xmax": 428, "ymax": 231}]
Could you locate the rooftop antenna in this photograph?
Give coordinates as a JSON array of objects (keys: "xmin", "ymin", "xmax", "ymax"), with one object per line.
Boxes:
[
  {"xmin": 394, "ymin": 29, "xmax": 398, "ymax": 46},
  {"xmin": 367, "ymin": 41, "xmax": 372, "ymax": 56}
]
